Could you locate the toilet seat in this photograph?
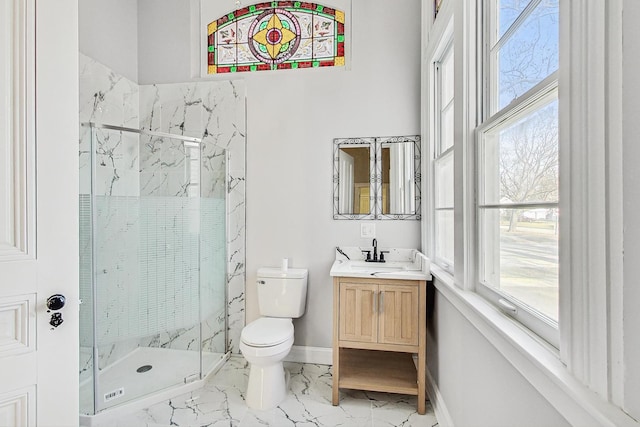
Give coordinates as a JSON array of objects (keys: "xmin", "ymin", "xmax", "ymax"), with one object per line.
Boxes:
[{"xmin": 241, "ymin": 317, "xmax": 293, "ymax": 347}]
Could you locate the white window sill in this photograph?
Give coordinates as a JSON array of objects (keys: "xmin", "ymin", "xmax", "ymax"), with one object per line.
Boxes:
[{"xmin": 428, "ymin": 264, "xmax": 638, "ymax": 427}]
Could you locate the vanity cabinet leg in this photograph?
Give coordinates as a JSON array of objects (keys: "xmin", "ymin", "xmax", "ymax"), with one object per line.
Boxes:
[
  {"xmin": 417, "ymin": 354, "xmax": 426, "ymax": 414},
  {"xmin": 332, "ymin": 348, "xmax": 339, "ymax": 405}
]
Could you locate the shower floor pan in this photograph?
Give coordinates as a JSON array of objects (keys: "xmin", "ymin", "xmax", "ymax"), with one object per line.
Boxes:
[{"xmin": 80, "ymin": 346, "xmax": 223, "ymax": 416}]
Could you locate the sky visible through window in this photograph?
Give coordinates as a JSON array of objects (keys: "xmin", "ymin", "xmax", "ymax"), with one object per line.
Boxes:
[
  {"xmin": 487, "ymin": 0, "xmax": 560, "ymax": 322},
  {"xmin": 497, "ymin": 0, "xmax": 558, "ymax": 110}
]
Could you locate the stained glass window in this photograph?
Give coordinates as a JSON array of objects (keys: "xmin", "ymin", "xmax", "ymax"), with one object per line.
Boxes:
[{"xmin": 207, "ymin": 2, "xmax": 345, "ymax": 74}]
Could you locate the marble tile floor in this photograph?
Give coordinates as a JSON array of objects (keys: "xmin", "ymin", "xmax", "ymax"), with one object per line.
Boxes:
[{"xmin": 96, "ymin": 356, "xmax": 439, "ymax": 427}]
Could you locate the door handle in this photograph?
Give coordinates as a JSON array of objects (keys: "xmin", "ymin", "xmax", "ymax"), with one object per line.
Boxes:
[
  {"xmin": 46, "ymin": 294, "xmax": 66, "ymax": 328},
  {"xmin": 373, "ymin": 291, "xmax": 378, "ymax": 313},
  {"xmin": 379, "ymin": 291, "xmax": 384, "ymax": 314},
  {"xmin": 46, "ymin": 294, "xmax": 66, "ymax": 310}
]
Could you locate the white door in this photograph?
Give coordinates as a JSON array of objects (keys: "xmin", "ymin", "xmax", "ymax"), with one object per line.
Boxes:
[{"xmin": 0, "ymin": 1, "xmax": 78, "ymax": 426}]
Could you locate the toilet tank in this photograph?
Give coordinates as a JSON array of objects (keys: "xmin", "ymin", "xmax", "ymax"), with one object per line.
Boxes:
[{"xmin": 257, "ymin": 267, "xmax": 308, "ymax": 318}]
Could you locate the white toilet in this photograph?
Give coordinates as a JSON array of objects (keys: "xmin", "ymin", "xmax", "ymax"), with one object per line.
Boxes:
[{"xmin": 240, "ymin": 267, "xmax": 308, "ymax": 410}]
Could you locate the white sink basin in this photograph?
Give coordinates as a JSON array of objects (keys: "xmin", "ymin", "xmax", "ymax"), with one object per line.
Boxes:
[
  {"xmin": 330, "ymin": 247, "xmax": 431, "ymax": 280},
  {"xmin": 348, "ymin": 260, "xmax": 406, "ymax": 269}
]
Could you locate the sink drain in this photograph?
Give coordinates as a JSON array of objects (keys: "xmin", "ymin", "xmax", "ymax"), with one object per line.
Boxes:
[{"xmin": 136, "ymin": 365, "xmax": 153, "ymax": 373}]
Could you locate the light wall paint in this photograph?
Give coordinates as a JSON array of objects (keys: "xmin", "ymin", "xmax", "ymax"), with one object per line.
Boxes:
[
  {"xmin": 135, "ymin": 0, "xmax": 423, "ymax": 348},
  {"xmin": 137, "ymin": 0, "xmax": 193, "ymax": 83},
  {"xmin": 622, "ymin": 0, "xmax": 640, "ymax": 420},
  {"xmin": 79, "ymin": 0, "xmax": 138, "ymax": 82},
  {"xmin": 242, "ymin": 0, "xmax": 423, "ymax": 345},
  {"xmin": 427, "ymin": 284, "xmax": 570, "ymax": 426}
]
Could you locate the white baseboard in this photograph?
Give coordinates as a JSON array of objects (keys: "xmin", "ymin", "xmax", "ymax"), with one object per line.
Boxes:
[
  {"xmin": 425, "ymin": 366, "xmax": 454, "ymax": 427},
  {"xmin": 284, "ymin": 345, "xmax": 333, "ymax": 365}
]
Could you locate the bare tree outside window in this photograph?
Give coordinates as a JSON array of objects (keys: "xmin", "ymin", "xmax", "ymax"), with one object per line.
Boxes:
[
  {"xmin": 499, "ymin": 101, "xmax": 558, "ymax": 232},
  {"xmin": 478, "ymin": 0, "xmax": 560, "ymax": 330}
]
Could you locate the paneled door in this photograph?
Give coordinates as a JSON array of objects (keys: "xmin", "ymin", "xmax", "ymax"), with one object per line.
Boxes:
[{"xmin": 0, "ymin": 0, "xmax": 78, "ymax": 425}]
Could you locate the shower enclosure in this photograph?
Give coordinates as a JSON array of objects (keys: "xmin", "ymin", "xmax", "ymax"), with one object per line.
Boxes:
[{"xmin": 79, "ymin": 123, "xmax": 228, "ymax": 416}]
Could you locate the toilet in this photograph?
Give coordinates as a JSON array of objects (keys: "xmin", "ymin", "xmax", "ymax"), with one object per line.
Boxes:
[{"xmin": 240, "ymin": 267, "xmax": 308, "ymax": 410}]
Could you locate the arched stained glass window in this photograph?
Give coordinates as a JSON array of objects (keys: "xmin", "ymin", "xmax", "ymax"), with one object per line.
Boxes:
[{"xmin": 207, "ymin": 2, "xmax": 345, "ymax": 74}]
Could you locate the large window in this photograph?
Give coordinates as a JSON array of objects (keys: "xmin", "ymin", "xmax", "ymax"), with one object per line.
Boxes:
[
  {"xmin": 477, "ymin": 0, "xmax": 559, "ymax": 345},
  {"xmin": 433, "ymin": 40, "xmax": 454, "ymax": 271}
]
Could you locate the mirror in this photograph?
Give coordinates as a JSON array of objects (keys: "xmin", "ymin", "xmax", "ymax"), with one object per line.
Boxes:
[
  {"xmin": 377, "ymin": 136, "xmax": 421, "ymax": 219},
  {"xmin": 333, "ymin": 135, "xmax": 421, "ymax": 220},
  {"xmin": 333, "ymin": 138, "xmax": 375, "ymax": 219}
]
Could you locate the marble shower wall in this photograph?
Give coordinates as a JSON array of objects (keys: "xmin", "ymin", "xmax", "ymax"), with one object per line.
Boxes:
[
  {"xmin": 139, "ymin": 81, "xmax": 246, "ymax": 354},
  {"xmin": 79, "ymin": 54, "xmax": 140, "ymax": 196},
  {"xmin": 79, "ymin": 53, "xmax": 246, "ymax": 368},
  {"xmin": 79, "ymin": 54, "xmax": 142, "ymax": 376}
]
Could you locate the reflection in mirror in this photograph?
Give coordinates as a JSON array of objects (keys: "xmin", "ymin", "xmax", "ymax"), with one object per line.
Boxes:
[
  {"xmin": 333, "ymin": 138, "xmax": 375, "ymax": 220},
  {"xmin": 375, "ymin": 136, "xmax": 421, "ymax": 220},
  {"xmin": 381, "ymin": 142, "xmax": 416, "ymax": 215},
  {"xmin": 339, "ymin": 146, "xmax": 371, "ymax": 215},
  {"xmin": 334, "ymin": 135, "xmax": 420, "ymax": 220}
]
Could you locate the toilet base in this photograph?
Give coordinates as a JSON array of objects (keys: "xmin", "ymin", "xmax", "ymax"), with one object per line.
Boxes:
[{"xmin": 245, "ymin": 362, "xmax": 288, "ymax": 410}]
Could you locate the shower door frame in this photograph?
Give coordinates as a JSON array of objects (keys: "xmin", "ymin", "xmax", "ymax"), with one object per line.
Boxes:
[{"xmin": 84, "ymin": 122, "xmax": 229, "ymax": 414}]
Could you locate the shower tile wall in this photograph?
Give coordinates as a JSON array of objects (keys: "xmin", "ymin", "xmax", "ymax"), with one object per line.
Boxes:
[
  {"xmin": 139, "ymin": 81, "xmax": 246, "ymax": 354},
  {"xmin": 79, "ymin": 54, "xmax": 142, "ymax": 379},
  {"xmin": 79, "ymin": 55, "xmax": 140, "ymax": 196},
  {"xmin": 79, "ymin": 53, "xmax": 247, "ymax": 383}
]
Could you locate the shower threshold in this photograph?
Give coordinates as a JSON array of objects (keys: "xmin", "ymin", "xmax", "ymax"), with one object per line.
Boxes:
[{"xmin": 79, "ymin": 347, "xmax": 228, "ymax": 426}]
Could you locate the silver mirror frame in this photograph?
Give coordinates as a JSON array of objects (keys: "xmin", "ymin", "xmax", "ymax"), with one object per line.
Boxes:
[{"xmin": 333, "ymin": 135, "xmax": 421, "ymax": 220}]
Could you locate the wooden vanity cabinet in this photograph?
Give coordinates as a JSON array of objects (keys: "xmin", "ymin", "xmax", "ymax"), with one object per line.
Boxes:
[{"xmin": 332, "ymin": 276, "xmax": 427, "ymax": 414}]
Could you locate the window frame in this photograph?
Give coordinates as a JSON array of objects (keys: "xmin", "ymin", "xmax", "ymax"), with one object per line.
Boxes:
[
  {"xmin": 475, "ymin": 0, "xmax": 560, "ymax": 347},
  {"xmin": 424, "ymin": 0, "xmax": 630, "ymax": 415},
  {"xmin": 433, "ymin": 38, "xmax": 455, "ymax": 272},
  {"xmin": 425, "ymin": 10, "xmax": 455, "ymax": 273}
]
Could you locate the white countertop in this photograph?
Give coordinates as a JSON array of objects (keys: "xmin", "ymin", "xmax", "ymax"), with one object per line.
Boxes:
[{"xmin": 329, "ymin": 247, "xmax": 432, "ymax": 281}]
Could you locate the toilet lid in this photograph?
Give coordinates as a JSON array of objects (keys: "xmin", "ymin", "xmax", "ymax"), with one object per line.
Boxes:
[{"xmin": 241, "ymin": 318, "xmax": 294, "ymax": 347}]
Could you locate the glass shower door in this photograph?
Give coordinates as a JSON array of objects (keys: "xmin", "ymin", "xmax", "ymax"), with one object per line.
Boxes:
[{"xmin": 79, "ymin": 124, "xmax": 227, "ymax": 415}]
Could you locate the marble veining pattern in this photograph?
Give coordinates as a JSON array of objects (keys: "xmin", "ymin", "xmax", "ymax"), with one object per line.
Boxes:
[
  {"xmin": 139, "ymin": 80, "xmax": 247, "ymax": 354},
  {"xmin": 79, "ymin": 54, "xmax": 143, "ymax": 370},
  {"xmin": 89, "ymin": 357, "xmax": 439, "ymax": 427},
  {"xmin": 80, "ymin": 53, "xmax": 247, "ymax": 366},
  {"xmin": 79, "ymin": 53, "xmax": 140, "ymax": 196}
]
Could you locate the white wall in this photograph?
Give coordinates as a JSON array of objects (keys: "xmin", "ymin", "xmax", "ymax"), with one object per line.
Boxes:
[
  {"xmin": 622, "ymin": 0, "xmax": 640, "ymax": 420},
  {"xmin": 244, "ymin": 0, "xmax": 422, "ymax": 348},
  {"xmin": 79, "ymin": 0, "xmax": 138, "ymax": 82},
  {"xmin": 135, "ymin": 0, "xmax": 423, "ymax": 348},
  {"xmin": 137, "ymin": 0, "xmax": 193, "ymax": 84},
  {"xmin": 427, "ymin": 283, "xmax": 570, "ymax": 427}
]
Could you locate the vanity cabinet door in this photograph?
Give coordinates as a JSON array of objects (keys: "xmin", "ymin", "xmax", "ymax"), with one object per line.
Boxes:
[
  {"xmin": 339, "ymin": 282, "xmax": 378, "ymax": 343},
  {"xmin": 378, "ymin": 284, "xmax": 420, "ymax": 346}
]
